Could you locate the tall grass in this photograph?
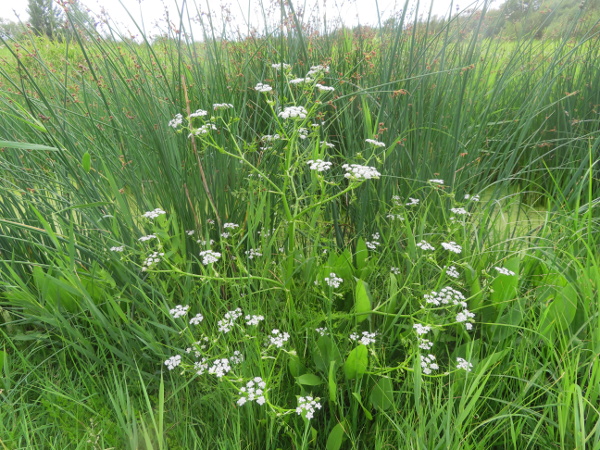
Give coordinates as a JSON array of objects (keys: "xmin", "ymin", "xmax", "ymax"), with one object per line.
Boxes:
[{"xmin": 1, "ymin": 0, "xmax": 599, "ymax": 448}]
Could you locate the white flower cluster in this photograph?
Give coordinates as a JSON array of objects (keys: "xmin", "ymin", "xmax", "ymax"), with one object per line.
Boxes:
[
  {"xmin": 428, "ymin": 179, "xmax": 444, "ymax": 184},
  {"xmin": 255, "ymin": 82, "xmax": 272, "ymax": 92},
  {"xmin": 271, "ymin": 62, "xmax": 291, "ymax": 70},
  {"xmin": 278, "ymin": 106, "xmax": 308, "ymax": 119},
  {"xmin": 315, "ymin": 327, "xmax": 329, "ymax": 337},
  {"xmin": 213, "ymin": 103, "xmax": 233, "ymax": 110},
  {"xmin": 413, "ymin": 323, "xmax": 431, "ymax": 335},
  {"xmin": 186, "ymin": 230, "xmax": 195, "ymax": 235},
  {"xmin": 456, "ymin": 357, "xmax": 473, "ymax": 372},
  {"xmin": 296, "ymin": 396, "xmax": 322, "ymax": 420},
  {"xmin": 164, "ymin": 355, "xmax": 181, "ymax": 370},
  {"xmin": 189, "ymin": 123, "xmax": 217, "ymax": 136},
  {"xmin": 494, "ymin": 266, "xmax": 516, "ymax": 276},
  {"xmin": 262, "ymin": 134, "xmax": 281, "ymax": 142},
  {"xmin": 268, "ymin": 329, "xmax": 290, "ymax": 348},
  {"xmin": 289, "ymin": 77, "xmax": 311, "ymax": 85},
  {"xmin": 441, "ymin": 241, "xmax": 462, "ymax": 254},
  {"xmin": 169, "ymin": 304, "xmax": 190, "ymax": 318},
  {"xmin": 342, "ymin": 164, "xmax": 381, "ymax": 181},
  {"xmin": 298, "ymin": 128, "xmax": 309, "ymax": 139},
  {"xmin": 307, "ymin": 64, "xmax": 329, "ymax": 76},
  {"xmin": 365, "ymin": 138, "xmax": 386, "ymax": 147},
  {"xmin": 464, "ymin": 194, "xmax": 480, "ymax": 201},
  {"xmin": 416, "ymin": 240, "xmax": 435, "ymax": 251},
  {"xmin": 190, "ymin": 313, "xmax": 204, "ymax": 325},
  {"xmin": 110, "ymin": 246, "xmax": 124, "ymax": 252},
  {"xmin": 143, "ymin": 251, "xmax": 164, "ymax": 270},
  {"xmin": 237, "ymin": 377, "xmax": 267, "ymax": 406},
  {"xmin": 208, "ymin": 358, "xmax": 231, "ymax": 378},
  {"xmin": 245, "ymin": 314, "xmax": 264, "ymax": 326},
  {"xmin": 245, "ymin": 249, "xmax": 262, "ymax": 259},
  {"xmin": 456, "ymin": 309, "xmax": 476, "ymax": 330},
  {"xmin": 324, "ymin": 272, "xmax": 343, "ymax": 288},
  {"xmin": 424, "ymin": 286, "xmax": 467, "ymax": 307},
  {"xmin": 189, "ymin": 109, "xmax": 208, "ymax": 118},
  {"xmin": 420, "ymin": 354, "xmax": 439, "ymax": 374},
  {"xmin": 450, "ymin": 207, "xmax": 470, "ymax": 216},
  {"xmin": 193, "ymin": 358, "xmax": 208, "ymax": 375},
  {"xmin": 349, "ymin": 331, "xmax": 377, "ymax": 346},
  {"xmin": 390, "ymin": 266, "xmax": 401, "ymax": 274},
  {"xmin": 223, "ymin": 222, "xmax": 239, "ymax": 229},
  {"xmin": 406, "ymin": 197, "xmax": 420, "ymax": 206},
  {"xmin": 446, "ymin": 265, "xmax": 460, "ymax": 278},
  {"xmin": 366, "ymin": 232, "xmax": 381, "ymax": 250},
  {"xmin": 307, "ymin": 159, "xmax": 332, "ymax": 172},
  {"xmin": 143, "ymin": 208, "xmax": 166, "ymax": 219},
  {"xmin": 230, "ymin": 350, "xmax": 244, "ymax": 365},
  {"xmin": 199, "ymin": 250, "xmax": 221, "ymax": 265},
  {"xmin": 217, "ymin": 308, "xmax": 243, "ymax": 333},
  {"xmin": 168, "ymin": 113, "xmax": 183, "ymax": 128},
  {"xmin": 316, "ymin": 84, "xmax": 335, "ymax": 92},
  {"xmin": 139, "ymin": 234, "xmax": 157, "ymax": 242}
]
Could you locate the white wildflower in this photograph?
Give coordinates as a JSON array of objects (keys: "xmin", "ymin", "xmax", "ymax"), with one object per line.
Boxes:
[
  {"xmin": 213, "ymin": 103, "xmax": 234, "ymax": 110},
  {"xmin": 223, "ymin": 222, "xmax": 239, "ymax": 229},
  {"xmin": 315, "ymin": 327, "xmax": 329, "ymax": 337},
  {"xmin": 296, "ymin": 396, "xmax": 322, "ymax": 420},
  {"xmin": 168, "ymin": 113, "xmax": 183, "ymax": 128},
  {"xmin": 365, "ymin": 139, "xmax": 386, "ymax": 147},
  {"xmin": 494, "ymin": 266, "xmax": 516, "ymax": 276},
  {"xmin": 142, "ymin": 208, "xmax": 166, "ymax": 219},
  {"xmin": 110, "ymin": 246, "xmax": 124, "ymax": 252},
  {"xmin": 255, "ymin": 82, "xmax": 272, "ymax": 92},
  {"xmin": 441, "ymin": 241, "xmax": 462, "ymax": 254},
  {"xmin": 316, "ymin": 84, "xmax": 335, "ymax": 92},
  {"xmin": 271, "ymin": 62, "xmax": 291, "ymax": 70},
  {"xmin": 424, "ymin": 286, "xmax": 467, "ymax": 307},
  {"xmin": 169, "ymin": 304, "xmax": 190, "ymax": 318},
  {"xmin": 324, "ymin": 272, "xmax": 343, "ymax": 288},
  {"xmin": 138, "ymin": 234, "xmax": 157, "ymax": 242},
  {"xmin": 217, "ymin": 308, "xmax": 243, "ymax": 333},
  {"xmin": 390, "ymin": 266, "xmax": 401, "ymax": 274},
  {"xmin": 245, "ymin": 314, "xmax": 265, "ymax": 326},
  {"xmin": 190, "ymin": 313, "xmax": 204, "ymax": 325},
  {"xmin": 307, "ymin": 159, "xmax": 333, "ymax": 172},
  {"xmin": 278, "ymin": 106, "xmax": 308, "ymax": 119},
  {"xmin": 189, "ymin": 109, "xmax": 208, "ymax": 118},
  {"xmin": 349, "ymin": 331, "xmax": 377, "ymax": 346},
  {"xmin": 269, "ymin": 329, "xmax": 290, "ymax": 348},
  {"xmin": 199, "ymin": 250, "xmax": 221, "ymax": 265},
  {"xmin": 406, "ymin": 197, "xmax": 420, "ymax": 206},
  {"xmin": 164, "ymin": 355, "xmax": 181, "ymax": 370},
  {"xmin": 456, "ymin": 357, "xmax": 473, "ymax": 372},
  {"xmin": 413, "ymin": 323, "xmax": 431, "ymax": 335},
  {"xmin": 342, "ymin": 164, "xmax": 381, "ymax": 180},
  {"xmin": 208, "ymin": 358, "xmax": 231, "ymax": 378},
  {"xmin": 446, "ymin": 266, "xmax": 460, "ymax": 278},
  {"xmin": 245, "ymin": 249, "xmax": 263, "ymax": 259},
  {"xmin": 238, "ymin": 377, "xmax": 267, "ymax": 407},
  {"xmin": 420, "ymin": 354, "xmax": 439, "ymax": 374},
  {"xmin": 450, "ymin": 207, "xmax": 470, "ymax": 216},
  {"xmin": 428, "ymin": 179, "xmax": 445, "ymax": 184},
  {"xmin": 416, "ymin": 240, "xmax": 435, "ymax": 251}
]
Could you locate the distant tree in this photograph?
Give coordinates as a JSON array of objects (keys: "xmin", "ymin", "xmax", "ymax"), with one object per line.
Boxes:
[
  {"xmin": 58, "ymin": 0, "xmax": 98, "ymax": 40},
  {"xmin": 27, "ymin": 0, "xmax": 61, "ymax": 39},
  {"xmin": 0, "ymin": 18, "xmax": 27, "ymax": 40}
]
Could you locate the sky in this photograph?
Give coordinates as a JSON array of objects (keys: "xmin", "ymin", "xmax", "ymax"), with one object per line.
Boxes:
[{"xmin": 0, "ymin": 0, "xmax": 496, "ymax": 37}]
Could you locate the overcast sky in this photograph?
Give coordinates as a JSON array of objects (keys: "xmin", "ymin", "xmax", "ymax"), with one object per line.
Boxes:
[{"xmin": 1, "ymin": 0, "xmax": 497, "ymax": 37}]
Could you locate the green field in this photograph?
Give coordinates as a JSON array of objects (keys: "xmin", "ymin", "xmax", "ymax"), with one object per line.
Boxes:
[{"xmin": 1, "ymin": 1, "xmax": 599, "ymax": 448}]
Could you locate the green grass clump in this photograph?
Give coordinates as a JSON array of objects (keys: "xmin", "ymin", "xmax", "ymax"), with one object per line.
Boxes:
[{"xmin": 1, "ymin": 1, "xmax": 599, "ymax": 448}]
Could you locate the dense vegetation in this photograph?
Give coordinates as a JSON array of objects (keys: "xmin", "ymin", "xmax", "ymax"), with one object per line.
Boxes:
[{"xmin": 0, "ymin": 1, "xmax": 599, "ymax": 448}]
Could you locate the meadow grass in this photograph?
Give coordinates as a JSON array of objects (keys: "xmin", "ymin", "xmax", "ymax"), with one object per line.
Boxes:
[{"xmin": 0, "ymin": 1, "xmax": 599, "ymax": 448}]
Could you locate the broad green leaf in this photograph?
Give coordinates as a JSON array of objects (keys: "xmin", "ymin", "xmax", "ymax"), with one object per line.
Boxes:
[
  {"xmin": 370, "ymin": 377, "xmax": 394, "ymax": 411},
  {"xmin": 288, "ymin": 352, "xmax": 304, "ymax": 377},
  {"xmin": 354, "ymin": 279, "xmax": 372, "ymax": 323},
  {"xmin": 0, "ymin": 140, "xmax": 58, "ymax": 151},
  {"xmin": 326, "ymin": 422, "xmax": 346, "ymax": 450},
  {"xmin": 313, "ymin": 336, "xmax": 342, "ymax": 373},
  {"xmin": 355, "ymin": 237, "xmax": 368, "ymax": 272},
  {"xmin": 351, "ymin": 391, "xmax": 373, "ymax": 420},
  {"xmin": 328, "ymin": 361, "xmax": 338, "ymax": 403},
  {"xmin": 82, "ymin": 151, "xmax": 91, "ymax": 172},
  {"xmin": 344, "ymin": 345, "xmax": 368, "ymax": 380},
  {"xmin": 490, "ymin": 257, "xmax": 520, "ymax": 311},
  {"xmin": 297, "ymin": 373, "xmax": 322, "ymax": 386},
  {"xmin": 539, "ymin": 284, "xmax": 578, "ymax": 340}
]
